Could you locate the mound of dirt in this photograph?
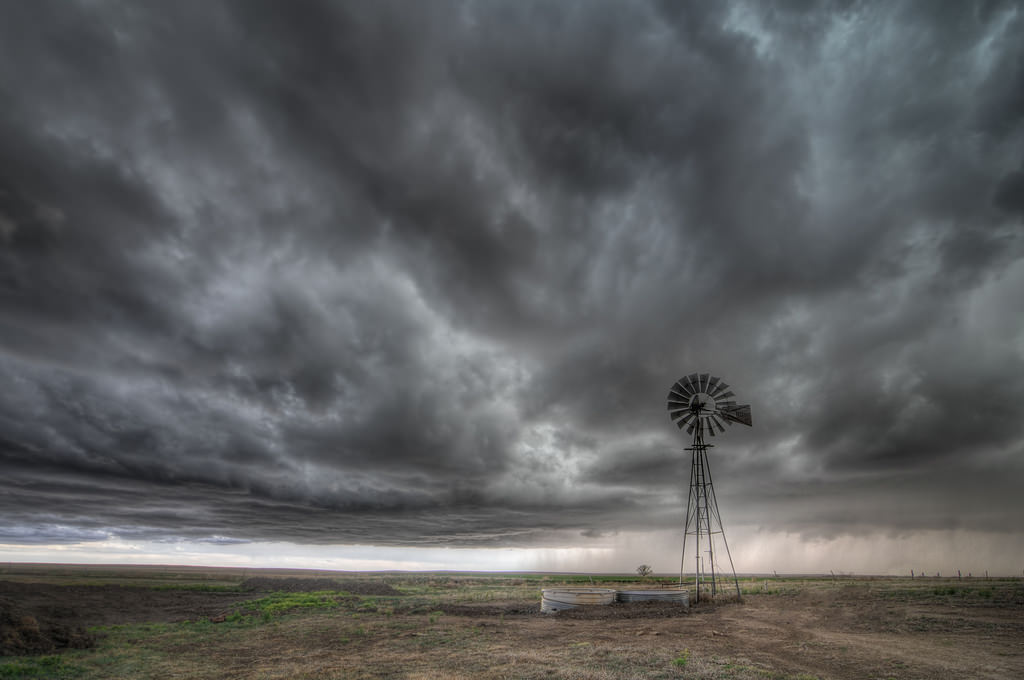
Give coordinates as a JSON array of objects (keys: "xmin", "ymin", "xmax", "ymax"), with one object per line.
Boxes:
[
  {"xmin": 0, "ymin": 598, "xmax": 94, "ymax": 656},
  {"xmin": 240, "ymin": 577, "xmax": 401, "ymax": 596},
  {"xmin": 0, "ymin": 580, "xmax": 256, "ymax": 647},
  {"xmin": 335, "ymin": 580, "xmax": 402, "ymax": 596}
]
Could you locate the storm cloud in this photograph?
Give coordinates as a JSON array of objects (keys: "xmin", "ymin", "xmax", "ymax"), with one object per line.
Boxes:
[{"xmin": 1, "ymin": 1, "xmax": 1022, "ymax": 560}]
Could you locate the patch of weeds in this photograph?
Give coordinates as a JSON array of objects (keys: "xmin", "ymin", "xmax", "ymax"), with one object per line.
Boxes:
[
  {"xmin": 149, "ymin": 584, "xmax": 239, "ymax": 592},
  {"xmin": 0, "ymin": 655, "xmax": 81, "ymax": 679},
  {"xmin": 404, "ymin": 601, "xmax": 434, "ymax": 615},
  {"xmin": 672, "ymin": 648, "xmax": 691, "ymax": 668},
  {"xmin": 427, "ymin": 611, "xmax": 444, "ymax": 624},
  {"xmin": 415, "ymin": 633, "xmax": 449, "ymax": 649},
  {"xmin": 382, "ymin": 620, "xmax": 419, "ymax": 636},
  {"xmin": 713, "ymin": 659, "xmax": 819, "ymax": 679},
  {"xmin": 224, "ymin": 611, "xmax": 251, "ymax": 624},
  {"xmin": 357, "ymin": 597, "xmax": 381, "ymax": 613},
  {"xmin": 131, "ymin": 622, "xmax": 172, "ymax": 634},
  {"xmin": 242, "ymin": 590, "xmax": 347, "ymax": 621}
]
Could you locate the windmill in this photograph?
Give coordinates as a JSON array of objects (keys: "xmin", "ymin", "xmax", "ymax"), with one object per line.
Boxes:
[{"xmin": 667, "ymin": 373, "xmax": 752, "ymax": 602}]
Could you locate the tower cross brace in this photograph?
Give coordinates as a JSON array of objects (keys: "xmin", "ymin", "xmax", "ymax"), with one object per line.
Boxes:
[{"xmin": 679, "ymin": 421, "xmax": 741, "ymax": 602}]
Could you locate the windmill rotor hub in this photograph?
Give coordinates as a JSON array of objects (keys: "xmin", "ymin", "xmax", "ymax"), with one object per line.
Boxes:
[
  {"xmin": 689, "ymin": 392, "xmax": 714, "ymax": 411},
  {"xmin": 667, "ymin": 372, "xmax": 752, "ymax": 435}
]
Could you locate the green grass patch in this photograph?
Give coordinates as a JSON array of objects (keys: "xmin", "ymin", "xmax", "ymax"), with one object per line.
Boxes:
[
  {"xmin": 0, "ymin": 655, "xmax": 80, "ymax": 679},
  {"xmin": 241, "ymin": 590, "xmax": 352, "ymax": 620},
  {"xmin": 148, "ymin": 583, "xmax": 241, "ymax": 592}
]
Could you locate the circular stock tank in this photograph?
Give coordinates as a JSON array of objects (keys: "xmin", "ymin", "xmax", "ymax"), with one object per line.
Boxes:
[
  {"xmin": 616, "ymin": 589, "xmax": 690, "ymax": 606},
  {"xmin": 540, "ymin": 587, "xmax": 616, "ymax": 613}
]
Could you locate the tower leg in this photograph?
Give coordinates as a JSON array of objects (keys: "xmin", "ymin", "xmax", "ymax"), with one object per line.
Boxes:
[
  {"xmin": 679, "ymin": 444, "xmax": 696, "ymax": 587},
  {"xmin": 680, "ymin": 424, "xmax": 741, "ymax": 602}
]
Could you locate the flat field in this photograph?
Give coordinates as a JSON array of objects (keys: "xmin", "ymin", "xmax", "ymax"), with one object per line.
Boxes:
[{"xmin": 1, "ymin": 564, "xmax": 1022, "ymax": 679}]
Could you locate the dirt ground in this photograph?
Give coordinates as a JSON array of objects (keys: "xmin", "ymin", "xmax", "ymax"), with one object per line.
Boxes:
[
  {"xmin": 0, "ymin": 577, "xmax": 395, "ymax": 655},
  {"xmin": 2, "ymin": 576, "xmax": 1023, "ymax": 679},
  {"xmin": 421, "ymin": 588, "xmax": 1024, "ymax": 680}
]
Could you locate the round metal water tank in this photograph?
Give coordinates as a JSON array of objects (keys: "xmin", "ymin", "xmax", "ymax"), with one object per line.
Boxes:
[{"xmin": 540, "ymin": 587, "xmax": 616, "ymax": 613}]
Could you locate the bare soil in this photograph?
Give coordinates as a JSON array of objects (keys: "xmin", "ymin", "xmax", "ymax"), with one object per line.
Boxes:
[
  {"xmin": 0, "ymin": 576, "xmax": 396, "ymax": 655},
  {"xmin": 0, "ymin": 580, "xmax": 246, "ymax": 654},
  {"xmin": 425, "ymin": 589, "xmax": 1024, "ymax": 679}
]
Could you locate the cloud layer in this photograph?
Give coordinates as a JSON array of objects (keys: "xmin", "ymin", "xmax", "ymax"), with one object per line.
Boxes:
[{"xmin": 1, "ymin": 1, "xmax": 1022, "ymax": 554}]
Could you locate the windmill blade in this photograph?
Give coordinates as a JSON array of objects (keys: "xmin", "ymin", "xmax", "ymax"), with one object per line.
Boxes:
[
  {"xmin": 670, "ymin": 373, "xmax": 753, "ymax": 434},
  {"xmin": 709, "ymin": 381, "xmax": 730, "ymax": 398},
  {"xmin": 720, "ymin": 404, "xmax": 752, "ymax": 427},
  {"xmin": 673, "ymin": 381, "xmax": 694, "ymax": 397},
  {"xmin": 675, "ymin": 413, "xmax": 694, "ymax": 429}
]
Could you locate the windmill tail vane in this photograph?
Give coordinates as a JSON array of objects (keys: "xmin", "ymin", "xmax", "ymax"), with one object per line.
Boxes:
[{"xmin": 666, "ymin": 372, "xmax": 752, "ymax": 603}]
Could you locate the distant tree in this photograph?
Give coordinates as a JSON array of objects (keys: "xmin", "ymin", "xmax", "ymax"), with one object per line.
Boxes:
[{"xmin": 636, "ymin": 564, "xmax": 653, "ymax": 577}]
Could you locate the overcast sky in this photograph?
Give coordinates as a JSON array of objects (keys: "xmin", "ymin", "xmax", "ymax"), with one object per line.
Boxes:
[{"xmin": 1, "ymin": 1, "xmax": 1023, "ymax": 575}]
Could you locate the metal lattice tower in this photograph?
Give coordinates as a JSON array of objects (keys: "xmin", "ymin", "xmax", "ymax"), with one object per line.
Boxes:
[{"xmin": 666, "ymin": 373, "xmax": 752, "ymax": 603}]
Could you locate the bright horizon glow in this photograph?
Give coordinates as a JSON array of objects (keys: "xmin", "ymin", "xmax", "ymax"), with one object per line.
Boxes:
[{"xmin": 2, "ymin": 527, "xmax": 1021, "ymax": 576}]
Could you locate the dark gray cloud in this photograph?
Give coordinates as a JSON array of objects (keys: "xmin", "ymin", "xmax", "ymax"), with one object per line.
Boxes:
[{"xmin": 1, "ymin": 0, "xmax": 1022, "ymax": 553}]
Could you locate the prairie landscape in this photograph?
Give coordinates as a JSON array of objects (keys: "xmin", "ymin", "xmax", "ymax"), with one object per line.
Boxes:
[
  {"xmin": 4, "ymin": 2, "xmax": 1024, "ymax": 677},
  {"xmin": 1, "ymin": 564, "xmax": 1022, "ymax": 679}
]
